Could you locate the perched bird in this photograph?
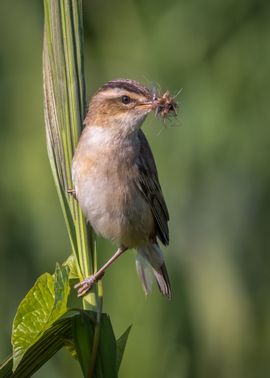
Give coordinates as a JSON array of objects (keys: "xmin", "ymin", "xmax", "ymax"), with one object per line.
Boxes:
[{"xmin": 72, "ymin": 79, "xmax": 174, "ymax": 299}]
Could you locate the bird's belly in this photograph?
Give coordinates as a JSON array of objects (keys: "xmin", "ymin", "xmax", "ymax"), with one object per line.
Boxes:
[{"xmin": 76, "ymin": 173, "xmax": 154, "ymax": 248}]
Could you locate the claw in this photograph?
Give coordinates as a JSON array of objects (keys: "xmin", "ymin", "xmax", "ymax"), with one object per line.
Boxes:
[
  {"xmin": 75, "ymin": 276, "xmax": 96, "ymax": 297},
  {"xmin": 67, "ymin": 188, "xmax": 77, "ymax": 200}
]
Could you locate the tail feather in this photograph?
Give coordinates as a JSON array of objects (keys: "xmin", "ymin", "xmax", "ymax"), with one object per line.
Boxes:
[
  {"xmin": 136, "ymin": 244, "xmax": 171, "ymax": 299},
  {"xmin": 136, "ymin": 252, "xmax": 153, "ymax": 295},
  {"xmin": 152, "ymin": 262, "xmax": 171, "ymax": 299}
]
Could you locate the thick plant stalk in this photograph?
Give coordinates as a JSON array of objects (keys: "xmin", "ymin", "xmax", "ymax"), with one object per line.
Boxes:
[{"xmin": 43, "ymin": 0, "xmax": 102, "ymax": 312}]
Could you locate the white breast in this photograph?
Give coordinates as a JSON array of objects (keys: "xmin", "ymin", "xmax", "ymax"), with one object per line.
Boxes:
[{"xmin": 72, "ymin": 126, "xmax": 154, "ymax": 248}]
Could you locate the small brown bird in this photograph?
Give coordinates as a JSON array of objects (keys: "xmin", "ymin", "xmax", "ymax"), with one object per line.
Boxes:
[{"xmin": 72, "ymin": 79, "xmax": 175, "ymax": 299}]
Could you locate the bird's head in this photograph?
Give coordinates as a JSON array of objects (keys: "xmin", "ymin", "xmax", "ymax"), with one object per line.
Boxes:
[{"xmin": 84, "ymin": 79, "xmax": 157, "ymax": 134}]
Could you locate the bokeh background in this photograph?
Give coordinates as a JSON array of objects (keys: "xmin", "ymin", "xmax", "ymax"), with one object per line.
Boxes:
[{"xmin": 1, "ymin": 0, "xmax": 270, "ymax": 377}]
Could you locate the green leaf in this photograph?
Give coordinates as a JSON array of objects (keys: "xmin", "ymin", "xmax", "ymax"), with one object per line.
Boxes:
[
  {"xmin": 63, "ymin": 254, "xmax": 81, "ymax": 280},
  {"xmin": 14, "ymin": 314, "xmax": 73, "ymax": 377},
  {"xmin": 1, "ymin": 311, "xmax": 79, "ymax": 378},
  {"xmin": 116, "ymin": 325, "xmax": 132, "ymax": 372},
  {"xmin": 72, "ymin": 311, "xmax": 95, "ymax": 377},
  {"xmin": 95, "ymin": 314, "xmax": 117, "ymax": 378},
  {"xmin": 12, "ymin": 264, "xmax": 70, "ymax": 371},
  {"xmin": 52, "ymin": 263, "xmax": 70, "ymax": 319},
  {"xmin": 2, "ymin": 311, "xmax": 130, "ymax": 378}
]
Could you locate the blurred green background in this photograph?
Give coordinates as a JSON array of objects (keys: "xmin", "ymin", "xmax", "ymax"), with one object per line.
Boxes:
[{"xmin": 1, "ymin": 0, "xmax": 270, "ymax": 377}]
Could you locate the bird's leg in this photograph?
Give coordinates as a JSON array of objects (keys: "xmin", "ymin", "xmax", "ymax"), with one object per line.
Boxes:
[{"xmin": 74, "ymin": 245, "xmax": 127, "ymax": 297}]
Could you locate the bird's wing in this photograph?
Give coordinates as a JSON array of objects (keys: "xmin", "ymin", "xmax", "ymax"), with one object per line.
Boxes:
[{"xmin": 135, "ymin": 130, "xmax": 169, "ymax": 245}]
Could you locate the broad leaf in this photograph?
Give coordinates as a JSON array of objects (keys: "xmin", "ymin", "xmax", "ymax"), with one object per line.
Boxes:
[
  {"xmin": 12, "ymin": 264, "xmax": 70, "ymax": 370},
  {"xmin": 95, "ymin": 314, "xmax": 117, "ymax": 378},
  {"xmin": 2, "ymin": 310, "xmax": 130, "ymax": 378},
  {"xmin": 2, "ymin": 310, "xmax": 80, "ymax": 378},
  {"xmin": 72, "ymin": 311, "xmax": 95, "ymax": 377}
]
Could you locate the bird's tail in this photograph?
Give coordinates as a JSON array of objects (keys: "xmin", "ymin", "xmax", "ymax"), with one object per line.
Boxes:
[{"xmin": 136, "ymin": 244, "xmax": 171, "ymax": 299}]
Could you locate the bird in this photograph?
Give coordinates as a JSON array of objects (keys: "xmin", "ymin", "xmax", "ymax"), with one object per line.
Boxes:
[{"xmin": 72, "ymin": 78, "xmax": 172, "ymax": 299}]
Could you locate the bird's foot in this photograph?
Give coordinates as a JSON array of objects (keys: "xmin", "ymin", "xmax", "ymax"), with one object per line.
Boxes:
[
  {"xmin": 74, "ymin": 272, "xmax": 104, "ymax": 297},
  {"xmin": 67, "ymin": 188, "xmax": 77, "ymax": 200}
]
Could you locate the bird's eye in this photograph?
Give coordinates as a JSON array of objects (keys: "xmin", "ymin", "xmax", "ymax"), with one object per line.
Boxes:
[{"xmin": 121, "ymin": 95, "xmax": 131, "ymax": 105}]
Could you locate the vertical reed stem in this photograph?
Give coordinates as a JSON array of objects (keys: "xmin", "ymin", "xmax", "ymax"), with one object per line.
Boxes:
[{"xmin": 43, "ymin": 0, "xmax": 102, "ymax": 313}]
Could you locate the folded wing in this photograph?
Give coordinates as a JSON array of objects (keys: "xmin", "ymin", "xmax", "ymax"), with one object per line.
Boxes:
[{"xmin": 135, "ymin": 130, "xmax": 169, "ymax": 246}]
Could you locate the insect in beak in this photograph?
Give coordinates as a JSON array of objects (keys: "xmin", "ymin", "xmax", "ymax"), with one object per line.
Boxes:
[
  {"xmin": 152, "ymin": 91, "xmax": 178, "ymax": 120},
  {"xmin": 138, "ymin": 90, "xmax": 178, "ymax": 120}
]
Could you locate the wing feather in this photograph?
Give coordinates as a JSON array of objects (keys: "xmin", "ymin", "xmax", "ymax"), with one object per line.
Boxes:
[{"xmin": 135, "ymin": 130, "xmax": 169, "ymax": 245}]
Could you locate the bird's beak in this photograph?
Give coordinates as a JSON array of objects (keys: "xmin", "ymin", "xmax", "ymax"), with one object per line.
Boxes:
[{"xmin": 138, "ymin": 100, "xmax": 158, "ymax": 112}]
